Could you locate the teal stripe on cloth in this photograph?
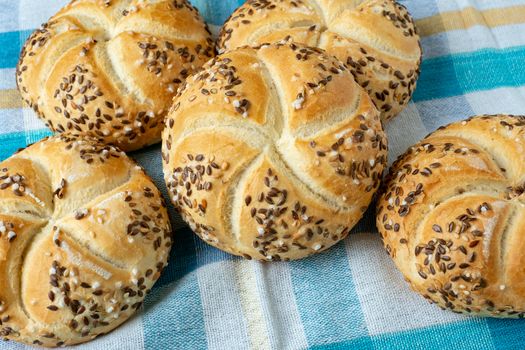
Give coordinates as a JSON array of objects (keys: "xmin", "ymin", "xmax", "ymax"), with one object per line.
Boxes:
[
  {"xmin": 487, "ymin": 318, "xmax": 525, "ymax": 350},
  {"xmin": 2, "ymin": 26, "xmax": 525, "ymax": 104},
  {"xmin": 141, "ymin": 220, "xmax": 206, "ymax": 348},
  {"xmin": 310, "ymin": 320, "xmax": 495, "ymax": 350},
  {"xmin": 309, "ymin": 336, "xmax": 373, "ymax": 350},
  {"xmin": 123, "ymin": 144, "xmax": 208, "ymax": 350},
  {"xmin": 371, "ymin": 320, "xmax": 494, "ymax": 350},
  {"xmin": 143, "ymin": 272, "xmax": 208, "ymax": 350},
  {"xmin": 0, "ymin": 30, "xmax": 31, "ymax": 69},
  {"xmin": 414, "ymin": 45, "xmax": 525, "ymax": 102},
  {"xmin": 289, "ymin": 243, "xmax": 370, "ymax": 347},
  {"xmin": 191, "ymin": 0, "xmax": 244, "ymax": 26},
  {"xmin": 0, "ymin": 129, "xmax": 51, "ymax": 161}
]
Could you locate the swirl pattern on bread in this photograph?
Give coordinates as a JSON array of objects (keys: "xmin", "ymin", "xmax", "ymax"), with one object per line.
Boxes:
[
  {"xmin": 0, "ymin": 135, "xmax": 171, "ymax": 346},
  {"xmin": 163, "ymin": 41, "xmax": 387, "ymax": 261},
  {"xmin": 377, "ymin": 115, "xmax": 525, "ymax": 317},
  {"xmin": 17, "ymin": 0, "xmax": 214, "ymax": 151}
]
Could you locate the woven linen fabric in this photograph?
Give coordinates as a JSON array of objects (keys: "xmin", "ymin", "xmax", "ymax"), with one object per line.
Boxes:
[{"xmin": 1, "ymin": 0, "xmax": 525, "ymax": 349}]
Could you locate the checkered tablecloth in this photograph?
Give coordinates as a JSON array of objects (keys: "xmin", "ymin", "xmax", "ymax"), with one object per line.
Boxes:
[{"xmin": 1, "ymin": 0, "xmax": 525, "ymax": 349}]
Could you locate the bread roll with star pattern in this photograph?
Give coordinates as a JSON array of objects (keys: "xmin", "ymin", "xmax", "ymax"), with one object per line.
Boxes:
[
  {"xmin": 17, "ymin": 0, "xmax": 214, "ymax": 151},
  {"xmin": 218, "ymin": 0, "xmax": 421, "ymax": 122},
  {"xmin": 162, "ymin": 40, "xmax": 388, "ymax": 261},
  {"xmin": 0, "ymin": 134, "xmax": 171, "ymax": 346},
  {"xmin": 377, "ymin": 115, "xmax": 525, "ymax": 317}
]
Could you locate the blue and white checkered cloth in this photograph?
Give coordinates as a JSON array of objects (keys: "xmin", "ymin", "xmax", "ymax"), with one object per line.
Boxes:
[{"xmin": 2, "ymin": 0, "xmax": 525, "ymax": 349}]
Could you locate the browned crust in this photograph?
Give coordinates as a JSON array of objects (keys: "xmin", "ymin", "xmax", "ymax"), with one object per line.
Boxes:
[
  {"xmin": 218, "ymin": 0, "xmax": 421, "ymax": 122},
  {"xmin": 162, "ymin": 40, "xmax": 388, "ymax": 261},
  {"xmin": 16, "ymin": 0, "xmax": 215, "ymax": 152},
  {"xmin": 0, "ymin": 134, "xmax": 171, "ymax": 346},
  {"xmin": 377, "ymin": 115, "xmax": 525, "ymax": 318}
]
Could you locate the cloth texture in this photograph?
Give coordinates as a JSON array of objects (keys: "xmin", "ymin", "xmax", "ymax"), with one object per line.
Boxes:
[{"xmin": 1, "ymin": 0, "xmax": 525, "ymax": 349}]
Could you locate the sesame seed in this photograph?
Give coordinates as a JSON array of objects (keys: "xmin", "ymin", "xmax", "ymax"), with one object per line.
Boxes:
[
  {"xmin": 7, "ymin": 231, "xmax": 16, "ymax": 242},
  {"xmin": 292, "ymin": 93, "xmax": 305, "ymax": 110},
  {"xmin": 432, "ymin": 224, "xmax": 442, "ymax": 233},
  {"xmin": 75, "ymin": 208, "xmax": 88, "ymax": 220}
]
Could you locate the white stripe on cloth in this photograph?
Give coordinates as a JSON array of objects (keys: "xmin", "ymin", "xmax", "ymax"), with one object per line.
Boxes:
[
  {"xmin": 414, "ymin": 87, "xmax": 525, "ymax": 135},
  {"xmin": 344, "ymin": 232, "xmax": 468, "ymax": 336},
  {"xmin": 253, "ymin": 262, "xmax": 309, "ymax": 350},
  {"xmin": 444, "ymin": 24, "xmax": 525, "ymax": 58},
  {"xmin": 22, "ymin": 108, "xmax": 47, "ymax": 141},
  {"xmin": 465, "ymin": 86, "xmax": 525, "ymax": 116},
  {"xmin": 435, "ymin": 0, "xmax": 525, "ymax": 13},
  {"xmin": 0, "ymin": 69, "xmax": 17, "ymax": 90},
  {"xmin": 423, "ymin": 23, "xmax": 525, "ymax": 59},
  {"xmin": 385, "ymin": 102, "xmax": 428, "ymax": 165},
  {"xmin": 195, "ymin": 244, "xmax": 251, "ymax": 350},
  {"xmin": 16, "ymin": 0, "xmax": 67, "ymax": 32},
  {"xmin": 0, "ymin": 312, "xmax": 145, "ymax": 350},
  {"xmin": 234, "ymin": 261, "xmax": 272, "ymax": 350},
  {"xmin": 0, "ymin": 109, "xmax": 26, "ymax": 134}
]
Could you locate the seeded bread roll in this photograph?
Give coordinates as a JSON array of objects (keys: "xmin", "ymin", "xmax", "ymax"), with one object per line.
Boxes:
[
  {"xmin": 377, "ymin": 115, "xmax": 525, "ymax": 317},
  {"xmin": 218, "ymin": 0, "xmax": 421, "ymax": 122},
  {"xmin": 162, "ymin": 41, "xmax": 387, "ymax": 261},
  {"xmin": 0, "ymin": 134, "xmax": 171, "ymax": 347},
  {"xmin": 16, "ymin": 0, "xmax": 214, "ymax": 152}
]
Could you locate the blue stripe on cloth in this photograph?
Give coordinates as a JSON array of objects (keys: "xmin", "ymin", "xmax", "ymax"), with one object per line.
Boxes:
[
  {"xmin": 130, "ymin": 146, "xmax": 201, "ymax": 287},
  {"xmin": 191, "ymin": 0, "xmax": 244, "ymax": 26},
  {"xmin": 414, "ymin": 45, "xmax": 525, "ymax": 102},
  {"xmin": 137, "ymin": 155, "xmax": 207, "ymax": 350},
  {"xmin": 0, "ymin": 30, "xmax": 32, "ymax": 69},
  {"xmin": 194, "ymin": 236, "xmax": 240, "ymax": 265},
  {"xmin": 371, "ymin": 320, "xmax": 494, "ymax": 350},
  {"xmin": 143, "ymin": 226, "xmax": 199, "ymax": 289},
  {"xmin": 309, "ymin": 337, "xmax": 373, "ymax": 350},
  {"xmin": 289, "ymin": 243, "xmax": 370, "ymax": 347},
  {"xmin": 420, "ymin": 32, "xmax": 452, "ymax": 59},
  {"xmin": 414, "ymin": 94, "xmax": 475, "ymax": 132},
  {"xmin": 486, "ymin": 318, "xmax": 525, "ymax": 350},
  {"xmin": 311, "ymin": 320, "xmax": 494, "ymax": 350},
  {"xmin": 399, "ymin": 0, "xmax": 440, "ymax": 20},
  {"xmin": 0, "ymin": 129, "xmax": 51, "ymax": 161},
  {"xmin": 142, "ymin": 271, "xmax": 207, "ymax": 350}
]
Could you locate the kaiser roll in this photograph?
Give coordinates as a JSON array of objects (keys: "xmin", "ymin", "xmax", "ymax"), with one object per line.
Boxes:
[
  {"xmin": 162, "ymin": 41, "xmax": 388, "ymax": 261},
  {"xmin": 377, "ymin": 115, "xmax": 525, "ymax": 317},
  {"xmin": 0, "ymin": 134, "xmax": 171, "ymax": 346},
  {"xmin": 218, "ymin": 0, "xmax": 421, "ymax": 122},
  {"xmin": 17, "ymin": 0, "xmax": 214, "ymax": 152}
]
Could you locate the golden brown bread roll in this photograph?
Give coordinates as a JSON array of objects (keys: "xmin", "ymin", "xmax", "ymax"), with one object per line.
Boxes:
[
  {"xmin": 218, "ymin": 0, "xmax": 421, "ymax": 122},
  {"xmin": 162, "ymin": 40, "xmax": 388, "ymax": 261},
  {"xmin": 0, "ymin": 134, "xmax": 171, "ymax": 346},
  {"xmin": 377, "ymin": 115, "xmax": 525, "ymax": 317},
  {"xmin": 17, "ymin": 0, "xmax": 214, "ymax": 152}
]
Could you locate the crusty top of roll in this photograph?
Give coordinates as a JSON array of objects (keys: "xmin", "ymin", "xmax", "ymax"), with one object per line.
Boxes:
[
  {"xmin": 17, "ymin": 0, "xmax": 214, "ymax": 152},
  {"xmin": 377, "ymin": 115, "xmax": 525, "ymax": 317},
  {"xmin": 162, "ymin": 40, "xmax": 387, "ymax": 261},
  {"xmin": 0, "ymin": 134, "xmax": 171, "ymax": 347},
  {"xmin": 218, "ymin": 0, "xmax": 421, "ymax": 122}
]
